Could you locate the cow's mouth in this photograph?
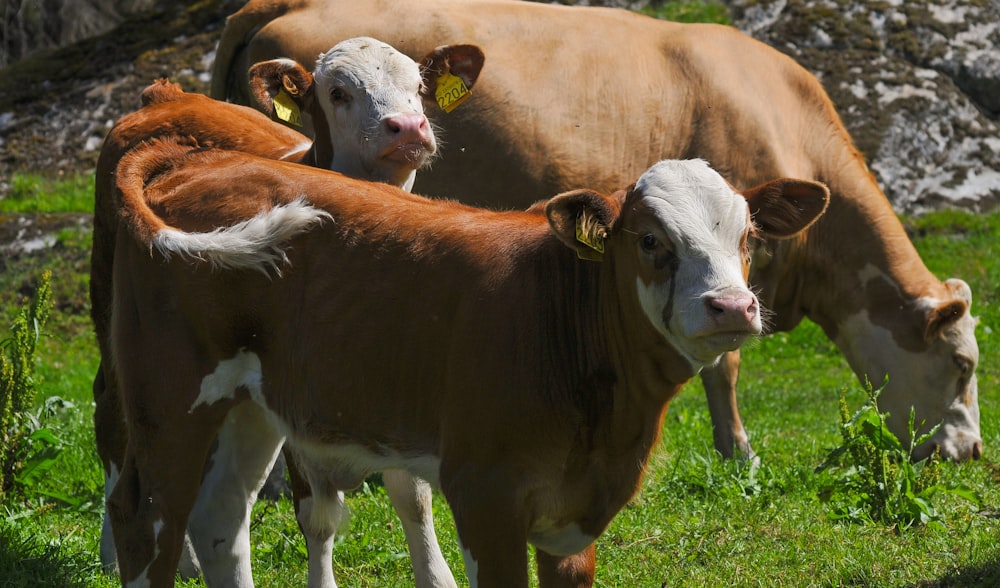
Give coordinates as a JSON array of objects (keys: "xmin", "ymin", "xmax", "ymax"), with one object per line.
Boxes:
[
  {"xmin": 380, "ymin": 142, "xmax": 433, "ymax": 167},
  {"xmin": 700, "ymin": 330, "xmax": 756, "ymax": 352},
  {"xmin": 679, "ymin": 330, "xmax": 757, "ymax": 368}
]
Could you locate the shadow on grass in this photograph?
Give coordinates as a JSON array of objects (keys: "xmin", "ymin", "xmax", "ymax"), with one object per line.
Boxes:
[
  {"xmin": 0, "ymin": 519, "xmax": 97, "ymax": 587},
  {"xmin": 912, "ymin": 560, "xmax": 1000, "ymax": 588}
]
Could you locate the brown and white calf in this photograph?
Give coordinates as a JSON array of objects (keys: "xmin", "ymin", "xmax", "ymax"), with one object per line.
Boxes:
[
  {"xmin": 93, "ymin": 38, "xmax": 482, "ymax": 586},
  {"xmin": 212, "ymin": 0, "xmax": 982, "ymax": 463},
  {"xmin": 107, "ymin": 144, "xmax": 827, "ymax": 588}
]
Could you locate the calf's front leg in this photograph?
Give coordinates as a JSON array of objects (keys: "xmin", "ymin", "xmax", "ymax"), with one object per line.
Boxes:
[
  {"xmin": 444, "ymin": 466, "xmax": 531, "ymax": 588},
  {"xmin": 536, "ymin": 544, "xmax": 596, "ymax": 588},
  {"xmin": 108, "ymin": 409, "xmax": 225, "ymax": 588}
]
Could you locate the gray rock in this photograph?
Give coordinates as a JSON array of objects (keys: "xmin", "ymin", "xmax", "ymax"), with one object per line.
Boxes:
[{"xmin": 721, "ymin": 0, "xmax": 999, "ymax": 213}]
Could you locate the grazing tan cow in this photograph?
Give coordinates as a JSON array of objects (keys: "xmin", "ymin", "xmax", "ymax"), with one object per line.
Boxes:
[
  {"xmin": 212, "ymin": 0, "xmax": 982, "ymax": 464},
  {"xmin": 92, "ymin": 36, "xmax": 483, "ymax": 587},
  {"xmin": 107, "ymin": 141, "xmax": 828, "ymax": 587}
]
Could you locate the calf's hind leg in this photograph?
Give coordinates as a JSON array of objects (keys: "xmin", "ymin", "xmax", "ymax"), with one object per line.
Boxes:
[
  {"xmin": 285, "ymin": 448, "xmax": 343, "ymax": 588},
  {"xmin": 384, "ymin": 469, "xmax": 458, "ymax": 588},
  {"xmin": 108, "ymin": 404, "xmax": 227, "ymax": 587},
  {"xmin": 95, "ymin": 364, "xmax": 203, "ymax": 579},
  {"xmin": 187, "ymin": 400, "xmax": 286, "ymax": 588}
]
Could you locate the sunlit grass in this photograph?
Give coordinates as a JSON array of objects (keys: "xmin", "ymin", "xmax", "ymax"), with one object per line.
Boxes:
[
  {"xmin": 1, "ymin": 173, "xmax": 95, "ymax": 214},
  {"xmin": 0, "ymin": 171, "xmax": 997, "ymax": 585}
]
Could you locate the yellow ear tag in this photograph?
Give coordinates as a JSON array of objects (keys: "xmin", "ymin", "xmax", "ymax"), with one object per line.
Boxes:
[
  {"xmin": 273, "ymin": 89, "xmax": 303, "ymax": 127},
  {"xmin": 575, "ymin": 215, "xmax": 605, "ymax": 261},
  {"xmin": 435, "ymin": 70, "xmax": 471, "ymax": 113}
]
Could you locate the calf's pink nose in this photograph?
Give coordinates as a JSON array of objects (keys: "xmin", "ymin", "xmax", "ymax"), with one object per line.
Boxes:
[
  {"xmin": 706, "ymin": 290, "xmax": 758, "ymax": 327},
  {"xmin": 385, "ymin": 113, "xmax": 430, "ymax": 142}
]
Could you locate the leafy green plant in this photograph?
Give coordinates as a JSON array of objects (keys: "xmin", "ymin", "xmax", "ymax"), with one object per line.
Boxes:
[
  {"xmin": 0, "ymin": 271, "xmax": 62, "ymax": 502},
  {"xmin": 815, "ymin": 381, "xmax": 980, "ymax": 531}
]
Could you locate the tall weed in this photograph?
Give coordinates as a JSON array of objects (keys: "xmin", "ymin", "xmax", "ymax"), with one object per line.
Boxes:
[
  {"xmin": 816, "ymin": 381, "xmax": 980, "ymax": 531},
  {"xmin": 0, "ymin": 271, "xmax": 62, "ymax": 502}
]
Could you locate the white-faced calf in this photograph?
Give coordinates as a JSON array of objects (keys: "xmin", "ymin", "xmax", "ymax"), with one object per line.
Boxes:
[{"xmin": 107, "ymin": 143, "xmax": 828, "ymax": 587}]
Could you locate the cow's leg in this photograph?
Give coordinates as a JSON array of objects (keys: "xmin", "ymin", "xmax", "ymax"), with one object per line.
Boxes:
[
  {"xmin": 443, "ymin": 467, "xmax": 529, "ymax": 588},
  {"xmin": 285, "ymin": 449, "xmax": 341, "ymax": 588},
  {"xmin": 383, "ymin": 469, "xmax": 457, "ymax": 588},
  {"xmin": 94, "ymin": 364, "xmax": 202, "ymax": 579},
  {"xmin": 700, "ymin": 349, "xmax": 756, "ymax": 460},
  {"xmin": 535, "ymin": 545, "xmax": 595, "ymax": 588},
  {"xmin": 108, "ymin": 409, "xmax": 224, "ymax": 587},
  {"xmin": 187, "ymin": 400, "xmax": 285, "ymax": 588},
  {"xmin": 93, "ymin": 364, "xmax": 125, "ymax": 575}
]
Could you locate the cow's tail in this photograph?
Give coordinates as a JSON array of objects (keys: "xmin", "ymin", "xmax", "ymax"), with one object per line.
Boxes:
[
  {"xmin": 115, "ymin": 139, "xmax": 330, "ymax": 276},
  {"xmin": 210, "ymin": 0, "xmax": 305, "ymax": 101}
]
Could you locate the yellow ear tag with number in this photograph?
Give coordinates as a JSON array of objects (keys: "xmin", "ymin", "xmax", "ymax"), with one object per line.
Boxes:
[
  {"xmin": 435, "ymin": 70, "xmax": 471, "ymax": 113},
  {"xmin": 575, "ymin": 215, "xmax": 605, "ymax": 261},
  {"xmin": 273, "ymin": 89, "xmax": 303, "ymax": 127}
]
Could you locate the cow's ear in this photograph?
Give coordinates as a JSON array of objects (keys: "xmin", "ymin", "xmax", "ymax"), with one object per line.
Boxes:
[
  {"xmin": 923, "ymin": 278, "xmax": 974, "ymax": 342},
  {"xmin": 741, "ymin": 178, "xmax": 830, "ymax": 239},
  {"xmin": 419, "ymin": 44, "xmax": 485, "ymax": 105},
  {"xmin": 248, "ymin": 59, "xmax": 315, "ymax": 126},
  {"xmin": 546, "ymin": 189, "xmax": 618, "ymax": 262},
  {"xmin": 945, "ymin": 277, "xmax": 972, "ymax": 306},
  {"xmin": 925, "ymin": 298, "xmax": 968, "ymax": 342},
  {"xmin": 140, "ymin": 79, "xmax": 184, "ymax": 106}
]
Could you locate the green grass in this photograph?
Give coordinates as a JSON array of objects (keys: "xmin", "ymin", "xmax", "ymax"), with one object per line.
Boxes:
[
  {"xmin": 1, "ymin": 173, "xmax": 95, "ymax": 214},
  {"xmin": 1, "ymin": 172, "xmax": 998, "ymax": 586},
  {"xmin": 641, "ymin": 1, "xmax": 731, "ymax": 25}
]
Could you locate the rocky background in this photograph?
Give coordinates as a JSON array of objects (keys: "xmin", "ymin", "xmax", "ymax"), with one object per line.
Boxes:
[{"xmin": 1, "ymin": 0, "xmax": 998, "ymax": 214}]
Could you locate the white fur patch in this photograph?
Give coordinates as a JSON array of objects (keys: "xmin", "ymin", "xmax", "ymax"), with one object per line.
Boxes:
[
  {"xmin": 100, "ymin": 463, "xmax": 120, "ymax": 573},
  {"xmin": 190, "ymin": 349, "xmax": 262, "ymax": 412},
  {"xmin": 529, "ymin": 521, "xmax": 596, "ymax": 557},
  {"xmin": 152, "ymin": 197, "xmax": 331, "ymax": 276}
]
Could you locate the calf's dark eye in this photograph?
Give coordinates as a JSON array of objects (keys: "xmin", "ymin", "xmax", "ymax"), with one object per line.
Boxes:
[{"xmin": 640, "ymin": 234, "xmax": 658, "ymax": 252}]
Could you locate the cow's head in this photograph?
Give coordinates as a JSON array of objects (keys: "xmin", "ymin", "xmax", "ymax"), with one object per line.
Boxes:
[
  {"xmin": 833, "ymin": 274, "xmax": 981, "ymax": 461},
  {"xmin": 547, "ymin": 159, "xmax": 830, "ymax": 370},
  {"xmin": 249, "ymin": 37, "xmax": 484, "ymax": 191}
]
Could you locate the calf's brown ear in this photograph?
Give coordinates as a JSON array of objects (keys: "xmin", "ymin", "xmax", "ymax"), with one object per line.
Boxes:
[
  {"xmin": 741, "ymin": 179, "xmax": 830, "ymax": 239},
  {"xmin": 419, "ymin": 44, "xmax": 486, "ymax": 106},
  {"xmin": 546, "ymin": 189, "xmax": 619, "ymax": 262},
  {"xmin": 248, "ymin": 59, "xmax": 316, "ymax": 125}
]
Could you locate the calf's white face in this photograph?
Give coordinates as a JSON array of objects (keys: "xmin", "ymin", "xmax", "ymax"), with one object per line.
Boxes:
[
  {"xmin": 312, "ymin": 37, "xmax": 436, "ymax": 189},
  {"xmin": 631, "ymin": 160, "xmax": 760, "ymax": 369}
]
